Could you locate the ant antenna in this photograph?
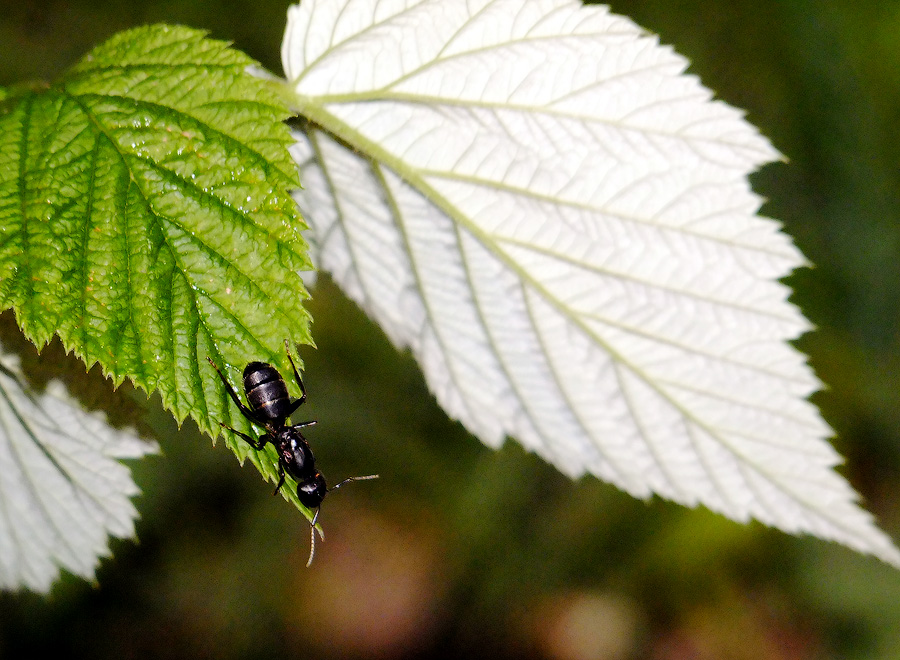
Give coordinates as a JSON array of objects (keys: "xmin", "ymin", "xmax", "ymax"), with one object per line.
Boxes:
[
  {"xmin": 305, "ymin": 474, "xmax": 379, "ymax": 567},
  {"xmin": 307, "ymin": 508, "xmax": 323, "ymax": 568},
  {"xmin": 331, "ymin": 474, "xmax": 380, "ymax": 491}
]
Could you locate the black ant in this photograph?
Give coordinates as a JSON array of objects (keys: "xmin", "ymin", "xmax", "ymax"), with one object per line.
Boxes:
[{"xmin": 207, "ymin": 340, "xmax": 378, "ymax": 566}]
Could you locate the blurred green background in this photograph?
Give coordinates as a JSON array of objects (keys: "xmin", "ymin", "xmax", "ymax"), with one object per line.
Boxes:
[{"xmin": 1, "ymin": 1, "xmax": 899, "ymax": 658}]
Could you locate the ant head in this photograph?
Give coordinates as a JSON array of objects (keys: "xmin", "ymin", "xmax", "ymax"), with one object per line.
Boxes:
[{"xmin": 297, "ymin": 471, "xmax": 327, "ymax": 509}]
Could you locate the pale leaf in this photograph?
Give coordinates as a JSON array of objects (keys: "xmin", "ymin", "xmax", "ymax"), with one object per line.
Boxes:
[
  {"xmin": 0, "ymin": 348, "xmax": 157, "ymax": 592},
  {"xmin": 282, "ymin": 0, "xmax": 900, "ymax": 565}
]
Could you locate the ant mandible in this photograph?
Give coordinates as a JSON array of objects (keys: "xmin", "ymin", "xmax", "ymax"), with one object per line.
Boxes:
[{"xmin": 207, "ymin": 339, "xmax": 378, "ymax": 566}]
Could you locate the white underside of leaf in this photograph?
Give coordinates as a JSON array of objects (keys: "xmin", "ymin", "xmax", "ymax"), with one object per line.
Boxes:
[
  {"xmin": 0, "ymin": 349, "xmax": 157, "ymax": 592},
  {"xmin": 283, "ymin": 0, "xmax": 900, "ymax": 565}
]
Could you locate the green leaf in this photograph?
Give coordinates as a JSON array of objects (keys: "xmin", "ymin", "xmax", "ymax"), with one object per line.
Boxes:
[{"xmin": 0, "ymin": 25, "xmax": 313, "ymax": 510}]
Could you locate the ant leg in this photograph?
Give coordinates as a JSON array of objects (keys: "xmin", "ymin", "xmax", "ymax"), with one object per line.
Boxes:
[
  {"xmin": 329, "ymin": 474, "xmax": 380, "ymax": 493},
  {"xmin": 218, "ymin": 422, "xmax": 267, "ymax": 451},
  {"xmin": 207, "ymin": 356, "xmax": 260, "ymax": 424},
  {"xmin": 283, "ymin": 339, "xmax": 308, "ymax": 417},
  {"xmin": 273, "ymin": 461, "xmax": 287, "ymax": 496}
]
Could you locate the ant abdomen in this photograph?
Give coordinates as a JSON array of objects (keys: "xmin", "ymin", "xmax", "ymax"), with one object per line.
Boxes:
[{"xmin": 243, "ymin": 361, "xmax": 292, "ymax": 424}]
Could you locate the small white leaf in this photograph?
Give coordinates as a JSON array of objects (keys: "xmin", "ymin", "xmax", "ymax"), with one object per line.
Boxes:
[
  {"xmin": 283, "ymin": 0, "xmax": 900, "ymax": 565},
  {"xmin": 0, "ymin": 348, "xmax": 157, "ymax": 592}
]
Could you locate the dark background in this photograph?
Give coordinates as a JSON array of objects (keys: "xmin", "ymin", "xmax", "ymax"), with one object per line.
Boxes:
[{"xmin": 1, "ymin": 1, "xmax": 899, "ymax": 658}]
